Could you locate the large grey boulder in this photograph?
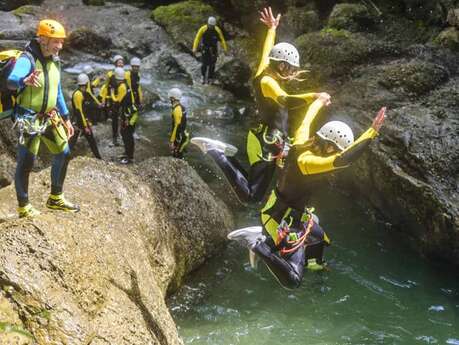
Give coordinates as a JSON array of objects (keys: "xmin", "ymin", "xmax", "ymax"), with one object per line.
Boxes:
[{"xmin": 0, "ymin": 157, "xmax": 234, "ymax": 343}]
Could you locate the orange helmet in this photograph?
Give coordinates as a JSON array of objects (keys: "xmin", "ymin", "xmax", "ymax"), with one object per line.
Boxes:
[{"xmin": 36, "ymin": 19, "xmax": 66, "ymax": 39}]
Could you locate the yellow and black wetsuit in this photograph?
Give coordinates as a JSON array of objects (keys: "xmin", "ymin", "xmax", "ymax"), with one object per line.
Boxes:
[
  {"xmin": 193, "ymin": 24, "xmax": 228, "ymax": 82},
  {"xmin": 126, "ymin": 70, "xmax": 143, "ymax": 108},
  {"xmin": 84, "ymin": 74, "xmax": 102, "ymax": 123},
  {"xmin": 252, "ymin": 99, "xmax": 379, "ymax": 289},
  {"xmin": 69, "ymin": 88, "xmax": 101, "ymax": 159},
  {"xmin": 204, "ymin": 26, "xmax": 319, "ymax": 204},
  {"xmin": 170, "ymin": 101, "xmax": 190, "ymax": 158},
  {"xmin": 112, "ymin": 80, "xmax": 138, "ymax": 160}
]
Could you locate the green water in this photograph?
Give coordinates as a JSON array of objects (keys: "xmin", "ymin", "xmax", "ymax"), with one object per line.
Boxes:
[
  {"xmin": 168, "ymin": 188, "xmax": 459, "ymax": 345},
  {"xmin": 139, "ymin": 76, "xmax": 459, "ymax": 345},
  {"xmin": 65, "ymin": 56, "xmax": 459, "ymax": 345}
]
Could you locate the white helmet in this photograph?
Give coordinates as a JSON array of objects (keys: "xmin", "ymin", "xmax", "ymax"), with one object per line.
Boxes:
[
  {"xmin": 316, "ymin": 121, "xmax": 354, "ymax": 151},
  {"xmin": 208, "ymin": 16, "xmax": 216, "ymax": 26},
  {"xmin": 114, "ymin": 67, "xmax": 125, "ymax": 81},
  {"xmin": 168, "ymin": 87, "xmax": 182, "ymax": 100},
  {"xmin": 130, "ymin": 57, "xmax": 141, "ymax": 66},
  {"xmin": 269, "ymin": 42, "xmax": 300, "ymax": 68},
  {"xmin": 112, "ymin": 54, "xmax": 124, "ymax": 64},
  {"xmin": 77, "ymin": 73, "xmax": 89, "ymax": 85},
  {"xmin": 83, "ymin": 65, "xmax": 93, "ymax": 74}
]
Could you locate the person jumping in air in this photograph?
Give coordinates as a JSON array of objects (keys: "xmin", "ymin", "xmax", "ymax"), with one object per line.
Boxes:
[
  {"xmin": 192, "ymin": 7, "xmax": 328, "ymax": 204},
  {"xmin": 168, "ymin": 88, "xmax": 190, "ymax": 158},
  {"xmin": 230, "ymin": 97, "xmax": 387, "ymax": 289},
  {"xmin": 7, "ymin": 19, "xmax": 79, "ymax": 217},
  {"xmin": 192, "ymin": 16, "xmax": 228, "ymax": 84},
  {"xmin": 69, "ymin": 73, "xmax": 102, "ymax": 159}
]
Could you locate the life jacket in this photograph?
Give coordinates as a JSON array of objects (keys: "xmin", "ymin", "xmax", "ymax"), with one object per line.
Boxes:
[
  {"xmin": 0, "ymin": 49, "xmax": 34, "ymax": 120},
  {"xmin": 16, "ymin": 39, "xmax": 61, "ymax": 115}
]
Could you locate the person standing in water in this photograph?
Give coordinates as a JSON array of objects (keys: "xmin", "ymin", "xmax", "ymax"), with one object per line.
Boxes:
[
  {"xmin": 192, "ymin": 7, "xmax": 328, "ymax": 204},
  {"xmin": 192, "ymin": 16, "xmax": 228, "ymax": 84},
  {"xmin": 168, "ymin": 87, "xmax": 190, "ymax": 158}
]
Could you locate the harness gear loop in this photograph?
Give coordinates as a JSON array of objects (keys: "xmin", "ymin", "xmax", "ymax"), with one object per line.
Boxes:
[{"xmin": 277, "ymin": 216, "xmax": 315, "ymax": 256}]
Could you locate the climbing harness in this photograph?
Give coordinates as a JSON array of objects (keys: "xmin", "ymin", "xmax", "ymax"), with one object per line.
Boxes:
[
  {"xmin": 276, "ymin": 207, "xmax": 316, "ymax": 256},
  {"xmin": 12, "ymin": 107, "xmax": 65, "ymax": 145}
]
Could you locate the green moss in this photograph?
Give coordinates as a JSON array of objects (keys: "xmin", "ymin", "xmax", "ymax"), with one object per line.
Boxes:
[
  {"xmin": 12, "ymin": 5, "xmax": 35, "ymax": 17},
  {"xmin": 0, "ymin": 322, "xmax": 34, "ymax": 339},
  {"xmin": 82, "ymin": 0, "xmax": 105, "ymax": 5},
  {"xmin": 151, "ymin": 0, "xmax": 215, "ymax": 46},
  {"xmin": 320, "ymin": 27, "xmax": 351, "ymax": 39},
  {"xmin": 434, "ymin": 27, "xmax": 459, "ymax": 51}
]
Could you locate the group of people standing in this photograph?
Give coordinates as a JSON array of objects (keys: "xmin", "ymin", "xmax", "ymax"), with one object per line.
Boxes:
[
  {"xmin": 190, "ymin": 8, "xmax": 386, "ymax": 289},
  {"xmin": 70, "ymin": 54, "xmax": 143, "ymax": 164}
]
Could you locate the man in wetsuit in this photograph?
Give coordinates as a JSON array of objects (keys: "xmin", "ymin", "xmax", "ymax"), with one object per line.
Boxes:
[{"xmin": 192, "ymin": 16, "xmax": 228, "ymax": 84}]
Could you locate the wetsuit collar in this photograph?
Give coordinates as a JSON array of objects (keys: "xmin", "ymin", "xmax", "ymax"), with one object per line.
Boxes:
[{"xmin": 25, "ymin": 38, "xmax": 59, "ymax": 63}]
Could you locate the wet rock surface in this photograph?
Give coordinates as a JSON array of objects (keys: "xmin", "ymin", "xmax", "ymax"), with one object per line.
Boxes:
[{"xmin": 0, "ymin": 157, "xmax": 234, "ymax": 344}]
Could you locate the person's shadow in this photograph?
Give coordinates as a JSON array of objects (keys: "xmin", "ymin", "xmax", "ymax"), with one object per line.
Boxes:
[{"xmin": 110, "ymin": 270, "xmax": 169, "ymax": 345}]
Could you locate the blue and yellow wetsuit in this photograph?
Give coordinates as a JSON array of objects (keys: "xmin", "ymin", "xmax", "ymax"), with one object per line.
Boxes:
[
  {"xmin": 170, "ymin": 100, "xmax": 190, "ymax": 158},
  {"xmin": 69, "ymin": 88, "xmax": 102, "ymax": 159},
  {"xmin": 252, "ymin": 99, "xmax": 380, "ymax": 289},
  {"xmin": 206, "ymin": 26, "xmax": 319, "ymax": 204},
  {"xmin": 7, "ymin": 38, "xmax": 70, "ymax": 208},
  {"xmin": 192, "ymin": 24, "xmax": 228, "ymax": 82}
]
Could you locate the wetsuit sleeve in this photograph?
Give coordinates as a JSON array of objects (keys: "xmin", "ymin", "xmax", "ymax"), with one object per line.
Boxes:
[
  {"xmin": 255, "ymin": 28, "xmax": 276, "ymax": 77},
  {"xmin": 170, "ymin": 106, "xmax": 182, "ymax": 143},
  {"xmin": 297, "ymin": 127, "xmax": 378, "ymax": 175},
  {"xmin": 91, "ymin": 77, "xmax": 101, "ymax": 88},
  {"xmin": 57, "ymin": 81, "xmax": 69, "ymax": 119},
  {"xmin": 86, "ymin": 81, "xmax": 101, "ymax": 105},
  {"xmin": 293, "ymin": 99, "xmax": 326, "ymax": 145},
  {"xmin": 192, "ymin": 25, "xmax": 207, "ymax": 52},
  {"xmin": 215, "ymin": 26, "xmax": 228, "ymax": 52},
  {"xmin": 73, "ymin": 91, "xmax": 88, "ymax": 128},
  {"xmin": 6, "ymin": 55, "xmax": 32, "ymax": 90},
  {"xmin": 261, "ymin": 76, "xmax": 316, "ymax": 106},
  {"xmin": 99, "ymin": 83, "xmax": 108, "ymax": 101}
]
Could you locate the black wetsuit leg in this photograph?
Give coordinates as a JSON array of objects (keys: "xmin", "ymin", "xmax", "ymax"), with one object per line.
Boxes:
[
  {"xmin": 15, "ymin": 144, "xmax": 35, "ymax": 207},
  {"xmin": 111, "ymin": 108, "xmax": 119, "ymax": 142},
  {"xmin": 304, "ymin": 222, "xmax": 327, "ymax": 265},
  {"xmin": 207, "ymin": 150, "xmax": 276, "ymax": 203},
  {"xmin": 208, "ymin": 46, "xmax": 218, "ymax": 80},
  {"xmin": 121, "ymin": 124, "xmax": 135, "ymax": 160},
  {"xmin": 252, "ymin": 240, "xmax": 305, "ymax": 289},
  {"xmin": 83, "ymin": 131, "xmax": 102, "ymax": 159}
]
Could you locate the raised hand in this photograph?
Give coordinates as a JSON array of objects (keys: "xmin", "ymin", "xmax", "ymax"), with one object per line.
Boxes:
[
  {"xmin": 371, "ymin": 107, "xmax": 386, "ymax": 131},
  {"xmin": 317, "ymin": 92, "xmax": 331, "ymax": 106},
  {"xmin": 259, "ymin": 7, "xmax": 281, "ymax": 29},
  {"xmin": 23, "ymin": 70, "xmax": 41, "ymax": 87}
]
